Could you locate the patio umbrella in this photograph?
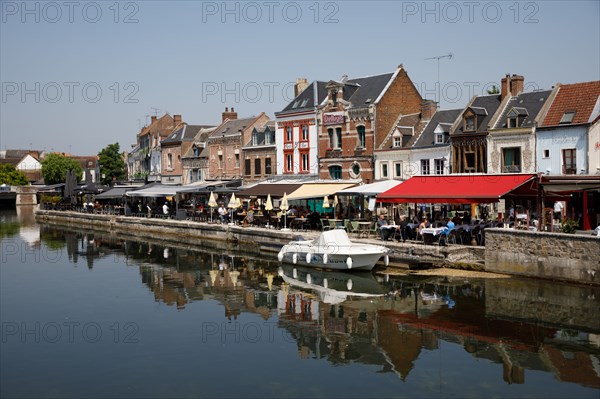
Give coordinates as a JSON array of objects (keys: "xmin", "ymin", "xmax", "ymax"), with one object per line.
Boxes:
[
  {"xmin": 208, "ymin": 191, "xmax": 218, "ymax": 223},
  {"xmin": 280, "ymin": 192, "xmax": 289, "ymax": 230},
  {"xmin": 265, "ymin": 194, "xmax": 273, "ymax": 211},
  {"xmin": 227, "ymin": 193, "xmax": 239, "ymax": 225},
  {"xmin": 322, "ymin": 195, "xmax": 330, "ymax": 208}
]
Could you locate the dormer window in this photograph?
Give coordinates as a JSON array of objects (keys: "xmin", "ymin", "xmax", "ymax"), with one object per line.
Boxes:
[
  {"xmin": 465, "ymin": 116, "xmax": 475, "ymax": 131},
  {"xmin": 559, "ymin": 111, "xmax": 576, "ymax": 124},
  {"xmin": 507, "ymin": 107, "xmax": 527, "ymax": 128},
  {"xmin": 435, "ymin": 132, "xmax": 444, "ymax": 144},
  {"xmin": 252, "ymin": 133, "xmax": 258, "ymax": 146},
  {"xmin": 331, "ymin": 91, "xmax": 337, "ymax": 106}
]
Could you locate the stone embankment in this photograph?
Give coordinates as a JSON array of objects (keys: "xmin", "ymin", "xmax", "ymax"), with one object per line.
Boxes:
[
  {"xmin": 35, "ymin": 211, "xmax": 599, "ymax": 285},
  {"xmin": 35, "ymin": 210, "xmax": 484, "ymax": 270}
]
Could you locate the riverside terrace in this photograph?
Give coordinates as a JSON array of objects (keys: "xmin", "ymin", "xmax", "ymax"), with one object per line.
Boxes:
[{"xmin": 35, "ymin": 208, "xmax": 600, "ymax": 286}]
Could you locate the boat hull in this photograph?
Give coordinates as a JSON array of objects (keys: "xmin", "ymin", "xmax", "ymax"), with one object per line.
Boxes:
[{"xmin": 278, "ymin": 243, "xmax": 387, "ymax": 271}]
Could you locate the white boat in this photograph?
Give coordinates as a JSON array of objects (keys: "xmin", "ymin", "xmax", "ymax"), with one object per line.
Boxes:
[{"xmin": 277, "ymin": 229, "xmax": 389, "ymax": 271}]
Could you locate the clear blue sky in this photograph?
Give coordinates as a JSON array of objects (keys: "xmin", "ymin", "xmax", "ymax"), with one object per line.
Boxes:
[{"xmin": 1, "ymin": 0, "xmax": 599, "ymax": 155}]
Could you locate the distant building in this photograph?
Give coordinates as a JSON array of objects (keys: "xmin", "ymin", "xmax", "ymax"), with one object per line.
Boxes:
[
  {"xmin": 161, "ymin": 123, "xmax": 214, "ymax": 185},
  {"xmin": 242, "ymin": 121, "xmax": 276, "ymax": 183},
  {"xmin": 206, "ymin": 108, "xmax": 270, "ymax": 180}
]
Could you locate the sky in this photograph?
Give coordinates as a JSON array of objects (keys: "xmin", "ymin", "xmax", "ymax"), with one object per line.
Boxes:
[{"xmin": 1, "ymin": 0, "xmax": 599, "ymax": 155}]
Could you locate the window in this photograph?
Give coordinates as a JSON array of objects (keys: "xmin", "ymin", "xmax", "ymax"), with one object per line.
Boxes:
[
  {"xmin": 265, "ymin": 131, "xmax": 273, "ymax": 145},
  {"xmin": 507, "ymin": 109, "xmax": 519, "ymax": 128},
  {"xmin": 286, "ymin": 153, "xmax": 293, "ymax": 173},
  {"xmin": 193, "ymin": 147, "xmax": 200, "ymax": 157},
  {"xmin": 328, "ymin": 128, "xmax": 334, "ymax": 149},
  {"xmin": 254, "ymin": 158, "xmax": 261, "ymax": 175},
  {"xmin": 301, "ymin": 125, "xmax": 309, "ymax": 141},
  {"xmin": 393, "ymin": 137, "xmax": 401, "ymax": 148},
  {"xmin": 543, "ymin": 149, "xmax": 550, "ymax": 158},
  {"xmin": 167, "ymin": 153, "xmax": 173, "ymax": 169},
  {"xmin": 357, "ymin": 126, "xmax": 366, "ymax": 148},
  {"xmin": 351, "ymin": 163, "xmax": 361, "ymax": 177},
  {"xmin": 562, "ymin": 149, "xmax": 576, "ymax": 174},
  {"xmin": 218, "ymin": 154, "xmax": 223, "ymax": 170},
  {"xmin": 329, "ymin": 165, "xmax": 342, "ymax": 180},
  {"xmin": 265, "ymin": 158, "xmax": 272, "ymax": 175},
  {"xmin": 235, "ymin": 154, "xmax": 240, "ymax": 168},
  {"xmin": 244, "ymin": 159, "xmax": 251, "ymax": 176},
  {"xmin": 465, "ymin": 116, "xmax": 475, "ymax": 131},
  {"xmin": 394, "ymin": 162, "xmax": 402, "ymax": 178},
  {"xmin": 435, "ymin": 159, "xmax": 445, "ymax": 175},
  {"xmin": 286, "ymin": 126, "xmax": 293, "ymax": 142},
  {"xmin": 502, "ymin": 147, "xmax": 521, "ymax": 173},
  {"xmin": 252, "ymin": 133, "xmax": 258, "ymax": 146},
  {"xmin": 559, "ymin": 111, "xmax": 576, "ymax": 124},
  {"xmin": 301, "ymin": 153, "xmax": 309, "ymax": 172},
  {"xmin": 421, "ymin": 159, "xmax": 430, "ymax": 175},
  {"xmin": 331, "ymin": 91, "xmax": 337, "ymax": 106},
  {"xmin": 335, "ymin": 128, "xmax": 342, "ymax": 149},
  {"xmin": 435, "ymin": 133, "xmax": 444, "ymax": 144},
  {"xmin": 381, "ymin": 163, "xmax": 388, "ymax": 178},
  {"xmin": 465, "ymin": 152, "xmax": 475, "ymax": 172}
]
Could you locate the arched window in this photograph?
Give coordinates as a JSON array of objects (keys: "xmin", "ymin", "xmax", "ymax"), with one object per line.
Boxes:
[
  {"xmin": 329, "ymin": 165, "xmax": 342, "ymax": 180},
  {"xmin": 357, "ymin": 126, "xmax": 366, "ymax": 148}
]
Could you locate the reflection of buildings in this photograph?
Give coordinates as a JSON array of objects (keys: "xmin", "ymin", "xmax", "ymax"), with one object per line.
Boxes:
[{"xmin": 28, "ymin": 224, "xmax": 600, "ymax": 390}]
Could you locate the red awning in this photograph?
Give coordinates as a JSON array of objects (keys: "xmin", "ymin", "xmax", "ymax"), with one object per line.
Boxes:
[{"xmin": 377, "ymin": 174, "xmax": 537, "ymax": 204}]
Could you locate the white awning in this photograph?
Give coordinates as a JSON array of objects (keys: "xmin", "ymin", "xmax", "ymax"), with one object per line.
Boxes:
[
  {"xmin": 336, "ymin": 180, "xmax": 403, "ymax": 196},
  {"xmin": 287, "ymin": 183, "xmax": 356, "ymax": 200}
]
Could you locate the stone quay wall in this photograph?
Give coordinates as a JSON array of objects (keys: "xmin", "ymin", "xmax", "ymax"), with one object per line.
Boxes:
[
  {"xmin": 485, "ymin": 228, "xmax": 600, "ymax": 285},
  {"xmin": 35, "ymin": 210, "xmax": 485, "ymax": 270}
]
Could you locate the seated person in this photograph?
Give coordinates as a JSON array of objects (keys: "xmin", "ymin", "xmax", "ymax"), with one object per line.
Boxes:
[
  {"xmin": 396, "ymin": 214, "xmax": 408, "ymax": 242},
  {"xmin": 218, "ymin": 204, "xmax": 229, "ymax": 223},
  {"xmin": 418, "ymin": 218, "xmax": 429, "ymax": 234},
  {"xmin": 377, "ymin": 215, "xmax": 395, "ymax": 241},
  {"xmin": 243, "ymin": 209, "xmax": 254, "ymax": 226}
]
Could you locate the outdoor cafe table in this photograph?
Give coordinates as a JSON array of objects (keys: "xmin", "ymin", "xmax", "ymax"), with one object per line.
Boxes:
[
  {"xmin": 357, "ymin": 221, "xmax": 372, "ymax": 238},
  {"xmin": 380, "ymin": 224, "xmax": 398, "ymax": 241},
  {"xmin": 420, "ymin": 227, "xmax": 446, "ymax": 245}
]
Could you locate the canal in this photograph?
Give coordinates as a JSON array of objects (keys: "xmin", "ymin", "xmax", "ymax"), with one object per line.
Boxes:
[{"xmin": 1, "ymin": 207, "xmax": 599, "ymax": 398}]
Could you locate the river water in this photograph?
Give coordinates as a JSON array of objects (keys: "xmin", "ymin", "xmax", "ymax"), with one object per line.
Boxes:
[{"xmin": 1, "ymin": 207, "xmax": 599, "ymax": 398}]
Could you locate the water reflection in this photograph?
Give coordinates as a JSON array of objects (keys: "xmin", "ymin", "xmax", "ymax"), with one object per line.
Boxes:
[{"xmin": 3, "ymin": 211, "xmax": 600, "ymax": 396}]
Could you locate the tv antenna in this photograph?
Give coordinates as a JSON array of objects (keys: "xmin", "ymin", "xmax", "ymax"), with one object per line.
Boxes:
[
  {"xmin": 150, "ymin": 107, "xmax": 161, "ymax": 117},
  {"xmin": 425, "ymin": 52, "xmax": 453, "ymax": 105}
]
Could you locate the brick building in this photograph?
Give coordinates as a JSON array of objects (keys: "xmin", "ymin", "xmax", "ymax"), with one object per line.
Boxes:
[
  {"xmin": 318, "ymin": 65, "xmax": 423, "ymax": 182},
  {"xmin": 206, "ymin": 108, "xmax": 270, "ymax": 180}
]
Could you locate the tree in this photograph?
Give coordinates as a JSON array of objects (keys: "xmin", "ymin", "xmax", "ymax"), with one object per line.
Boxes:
[
  {"xmin": 41, "ymin": 153, "xmax": 83, "ymax": 185},
  {"xmin": 487, "ymin": 85, "xmax": 500, "ymax": 95},
  {"xmin": 98, "ymin": 143, "xmax": 126, "ymax": 186},
  {"xmin": 0, "ymin": 163, "xmax": 29, "ymax": 185}
]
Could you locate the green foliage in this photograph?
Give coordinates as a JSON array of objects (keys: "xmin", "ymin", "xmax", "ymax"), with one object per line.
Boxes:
[
  {"xmin": 487, "ymin": 85, "xmax": 500, "ymax": 95},
  {"xmin": 40, "ymin": 194, "xmax": 63, "ymax": 204},
  {"xmin": 0, "ymin": 163, "xmax": 29, "ymax": 185},
  {"xmin": 41, "ymin": 153, "xmax": 82, "ymax": 185},
  {"xmin": 98, "ymin": 143, "xmax": 126, "ymax": 186},
  {"xmin": 561, "ymin": 218, "xmax": 579, "ymax": 234}
]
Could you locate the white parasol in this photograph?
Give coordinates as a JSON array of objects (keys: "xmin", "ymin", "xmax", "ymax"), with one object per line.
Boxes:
[
  {"xmin": 280, "ymin": 192, "xmax": 289, "ymax": 230},
  {"xmin": 208, "ymin": 191, "xmax": 218, "ymax": 223}
]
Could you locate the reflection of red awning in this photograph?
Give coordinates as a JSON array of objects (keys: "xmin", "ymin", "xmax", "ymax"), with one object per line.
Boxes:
[{"xmin": 377, "ymin": 174, "xmax": 537, "ymax": 204}]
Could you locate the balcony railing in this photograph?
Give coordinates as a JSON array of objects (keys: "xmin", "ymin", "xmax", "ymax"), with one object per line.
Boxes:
[{"xmin": 502, "ymin": 165, "xmax": 521, "ymax": 173}]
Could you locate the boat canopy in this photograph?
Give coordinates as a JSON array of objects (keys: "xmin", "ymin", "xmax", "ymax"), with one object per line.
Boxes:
[{"xmin": 312, "ymin": 229, "xmax": 353, "ymax": 248}]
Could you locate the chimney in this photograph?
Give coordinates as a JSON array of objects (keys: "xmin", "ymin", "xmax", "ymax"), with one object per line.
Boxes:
[
  {"xmin": 421, "ymin": 99, "xmax": 437, "ymax": 121},
  {"xmin": 151, "ymin": 115, "xmax": 157, "ymax": 124},
  {"xmin": 510, "ymin": 74, "xmax": 524, "ymax": 96},
  {"xmin": 341, "ymin": 74, "xmax": 348, "ymax": 83},
  {"xmin": 173, "ymin": 114, "xmax": 182, "ymax": 126},
  {"xmin": 222, "ymin": 107, "xmax": 238, "ymax": 122},
  {"xmin": 501, "ymin": 74, "xmax": 510, "ymax": 99},
  {"xmin": 294, "ymin": 78, "xmax": 309, "ymax": 97}
]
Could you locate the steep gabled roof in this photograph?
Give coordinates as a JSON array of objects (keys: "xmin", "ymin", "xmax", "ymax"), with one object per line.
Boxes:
[
  {"xmin": 493, "ymin": 90, "xmax": 552, "ymax": 129},
  {"xmin": 277, "ymin": 81, "xmax": 328, "ymax": 115},
  {"xmin": 541, "ymin": 81, "xmax": 600, "ymax": 127},
  {"xmin": 162, "ymin": 125, "xmax": 215, "ymax": 145},
  {"xmin": 414, "ymin": 109, "xmax": 463, "ymax": 148},
  {"xmin": 378, "ymin": 113, "xmax": 427, "ymax": 150},
  {"xmin": 209, "ymin": 115, "xmax": 265, "ymax": 140},
  {"xmin": 346, "ymin": 73, "xmax": 395, "ymax": 109},
  {"xmin": 454, "ymin": 95, "xmax": 502, "ymax": 134}
]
